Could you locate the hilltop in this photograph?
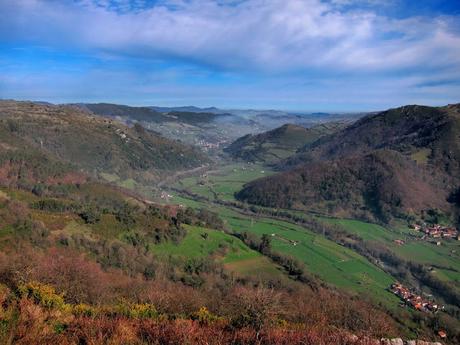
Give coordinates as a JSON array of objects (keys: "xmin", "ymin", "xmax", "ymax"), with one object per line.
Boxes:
[
  {"xmin": 236, "ymin": 150, "xmax": 450, "ymax": 222},
  {"xmin": 225, "ymin": 122, "xmax": 346, "ymax": 163},
  {"xmin": 237, "ymin": 104, "xmax": 460, "ymax": 224},
  {"xmin": 287, "ymin": 104, "xmax": 460, "ymax": 175}
]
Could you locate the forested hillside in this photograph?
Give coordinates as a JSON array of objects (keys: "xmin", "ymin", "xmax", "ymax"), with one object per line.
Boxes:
[
  {"xmin": 0, "ymin": 101, "xmax": 209, "ymax": 184},
  {"xmin": 237, "ymin": 150, "xmax": 450, "ymax": 222},
  {"xmin": 237, "ymin": 104, "xmax": 460, "ymax": 224},
  {"xmin": 287, "ymin": 104, "xmax": 460, "ymax": 177}
]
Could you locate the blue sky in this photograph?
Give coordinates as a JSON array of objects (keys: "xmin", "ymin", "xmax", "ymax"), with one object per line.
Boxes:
[{"xmin": 1, "ymin": 0, "xmax": 460, "ymax": 111}]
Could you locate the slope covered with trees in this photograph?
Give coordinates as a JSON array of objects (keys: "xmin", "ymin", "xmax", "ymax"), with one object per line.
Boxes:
[
  {"xmin": 0, "ymin": 101, "xmax": 209, "ymax": 184},
  {"xmin": 287, "ymin": 104, "xmax": 460, "ymax": 176},
  {"xmin": 237, "ymin": 150, "xmax": 449, "ymax": 222},
  {"xmin": 237, "ymin": 104, "xmax": 460, "ymax": 224}
]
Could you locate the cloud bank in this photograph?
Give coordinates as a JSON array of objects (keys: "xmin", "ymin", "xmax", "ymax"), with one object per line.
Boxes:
[{"xmin": 1, "ymin": 0, "xmax": 459, "ymax": 109}]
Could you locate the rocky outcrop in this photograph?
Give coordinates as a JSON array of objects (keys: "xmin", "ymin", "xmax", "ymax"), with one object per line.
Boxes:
[{"xmin": 380, "ymin": 339, "xmax": 442, "ymax": 345}]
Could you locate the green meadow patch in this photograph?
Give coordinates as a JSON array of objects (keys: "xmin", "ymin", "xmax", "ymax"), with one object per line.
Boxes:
[
  {"xmin": 175, "ymin": 163, "xmax": 275, "ymax": 202},
  {"xmin": 222, "ymin": 213, "xmax": 397, "ymax": 305},
  {"xmin": 151, "ymin": 225, "xmax": 285, "ymax": 279},
  {"xmin": 325, "ymin": 218, "xmax": 460, "ymax": 286}
]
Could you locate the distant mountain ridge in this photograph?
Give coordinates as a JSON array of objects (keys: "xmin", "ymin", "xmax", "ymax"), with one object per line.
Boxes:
[
  {"xmin": 78, "ymin": 103, "xmax": 168, "ymax": 123},
  {"xmin": 82, "ymin": 102, "xmax": 363, "ymax": 124},
  {"xmin": 150, "ymin": 105, "xmax": 223, "ymax": 113},
  {"xmin": 81, "ymin": 103, "xmax": 233, "ymax": 124},
  {"xmin": 73, "ymin": 102, "xmax": 366, "ymax": 149}
]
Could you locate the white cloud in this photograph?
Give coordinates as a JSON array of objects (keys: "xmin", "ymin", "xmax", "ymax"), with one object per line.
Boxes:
[{"xmin": 1, "ymin": 0, "xmax": 459, "ymax": 74}]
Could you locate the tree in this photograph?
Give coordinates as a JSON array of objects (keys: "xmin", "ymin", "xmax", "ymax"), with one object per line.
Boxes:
[
  {"xmin": 259, "ymin": 234, "xmax": 271, "ymax": 255},
  {"xmin": 79, "ymin": 206, "xmax": 101, "ymax": 224},
  {"xmin": 116, "ymin": 203, "xmax": 136, "ymax": 228}
]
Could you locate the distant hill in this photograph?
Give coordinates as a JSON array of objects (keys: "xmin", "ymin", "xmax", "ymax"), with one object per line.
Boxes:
[
  {"xmin": 163, "ymin": 111, "xmax": 229, "ymax": 126},
  {"xmin": 79, "ymin": 103, "xmax": 169, "ymax": 123},
  {"xmin": 77, "ymin": 103, "xmax": 265, "ymax": 150},
  {"xmin": 225, "ymin": 122, "xmax": 346, "ymax": 163},
  {"xmin": 237, "ymin": 104, "xmax": 460, "ymax": 223},
  {"xmin": 0, "ymin": 101, "xmax": 209, "ymax": 184}
]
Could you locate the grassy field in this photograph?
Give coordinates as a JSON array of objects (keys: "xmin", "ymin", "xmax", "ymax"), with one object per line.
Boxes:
[
  {"xmin": 175, "ymin": 163, "xmax": 275, "ymax": 202},
  {"xmin": 152, "ymin": 225, "xmax": 255, "ymax": 261},
  {"xmin": 167, "ymin": 163, "xmax": 402, "ymax": 306},
  {"xmin": 394, "ymin": 241, "xmax": 460, "ymax": 282},
  {"xmin": 100, "ymin": 172, "xmax": 139, "ymax": 190},
  {"xmin": 223, "ymin": 210, "xmax": 397, "ymax": 303},
  {"xmin": 152, "ymin": 225, "xmax": 285, "ymax": 279},
  {"xmin": 167, "ymin": 194, "xmax": 399, "ymax": 307},
  {"xmin": 324, "ymin": 218, "xmax": 404, "ymax": 242},
  {"xmin": 323, "ymin": 218, "xmax": 460, "ymax": 285}
]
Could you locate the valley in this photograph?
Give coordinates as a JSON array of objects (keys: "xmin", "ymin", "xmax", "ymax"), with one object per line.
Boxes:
[
  {"xmin": 162, "ymin": 158, "xmax": 460, "ymax": 310},
  {"xmin": 150, "ymin": 103, "xmax": 460, "ymax": 343},
  {"xmin": 0, "ymin": 100, "xmax": 458, "ymax": 344}
]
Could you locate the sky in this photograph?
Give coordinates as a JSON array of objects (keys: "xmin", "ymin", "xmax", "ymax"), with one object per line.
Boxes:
[{"xmin": 1, "ymin": 0, "xmax": 460, "ymax": 111}]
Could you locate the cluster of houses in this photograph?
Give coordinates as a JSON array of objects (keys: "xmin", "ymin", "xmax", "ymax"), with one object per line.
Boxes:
[
  {"xmin": 390, "ymin": 283, "xmax": 443, "ymax": 313},
  {"xmin": 196, "ymin": 139, "xmax": 225, "ymax": 151},
  {"xmin": 411, "ymin": 224, "xmax": 459, "ymax": 240}
]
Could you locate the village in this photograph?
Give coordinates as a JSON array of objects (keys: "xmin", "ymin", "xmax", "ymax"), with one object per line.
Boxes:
[
  {"xmin": 410, "ymin": 223, "xmax": 459, "ymax": 241},
  {"xmin": 390, "ymin": 283, "xmax": 443, "ymax": 314}
]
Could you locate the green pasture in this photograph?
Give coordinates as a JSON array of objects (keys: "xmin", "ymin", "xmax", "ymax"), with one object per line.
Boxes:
[
  {"xmin": 151, "ymin": 224, "xmax": 286, "ymax": 279},
  {"xmin": 324, "ymin": 218, "xmax": 460, "ymax": 285},
  {"xmin": 167, "ymin": 196, "xmax": 399, "ymax": 306},
  {"xmin": 221, "ymin": 211, "xmax": 397, "ymax": 304},
  {"xmin": 152, "ymin": 225, "xmax": 257, "ymax": 262},
  {"xmin": 174, "ymin": 163, "xmax": 275, "ymax": 202}
]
